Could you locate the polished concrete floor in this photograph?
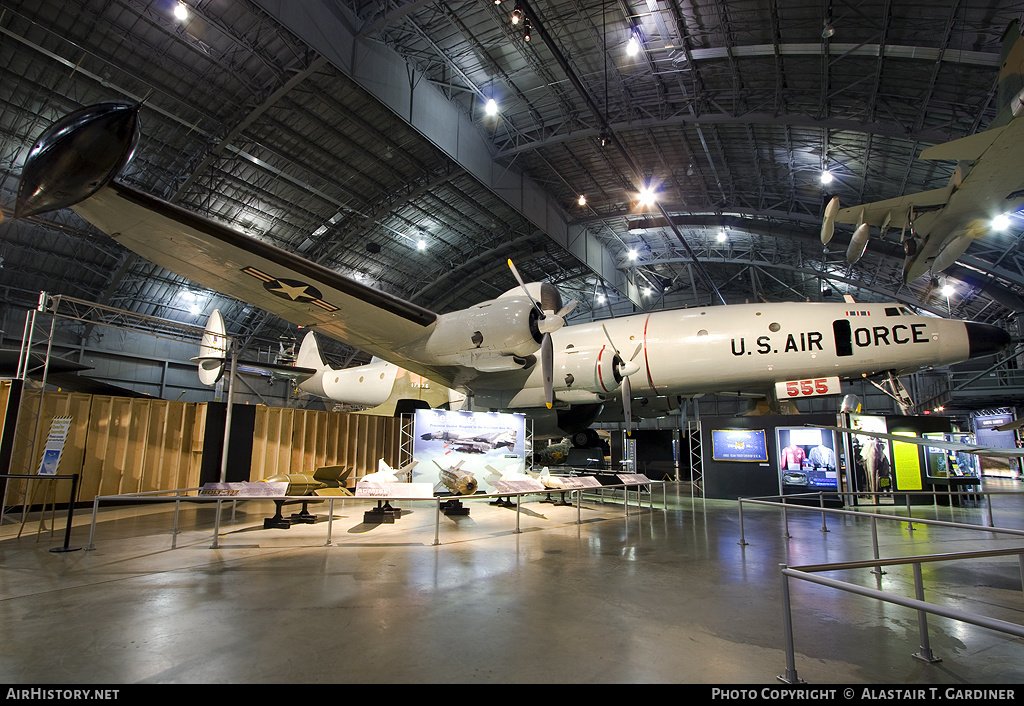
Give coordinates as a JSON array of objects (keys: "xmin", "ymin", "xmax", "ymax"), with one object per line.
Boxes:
[{"xmin": 2, "ymin": 479, "xmax": 1024, "ymax": 685}]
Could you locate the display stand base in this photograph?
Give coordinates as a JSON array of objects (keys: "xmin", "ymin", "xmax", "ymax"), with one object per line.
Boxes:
[
  {"xmin": 540, "ymin": 489, "xmax": 573, "ymax": 506},
  {"xmin": 489, "ymin": 497, "xmax": 516, "ymax": 508},
  {"xmin": 364, "ymin": 501, "xmax": 402, "ymax": 524},
  {"xmin": 441, "ymin": 498, "xmax": 470, "ymax": 516},
  {"xmin": 264, "ymin": 500, "xmax": 319, "ymax": 529}
]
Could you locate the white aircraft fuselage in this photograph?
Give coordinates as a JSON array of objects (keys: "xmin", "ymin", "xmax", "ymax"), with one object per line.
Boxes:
[{"xmin": 13, "ymin": 101, "xmax": 1012, "ymax": 440}]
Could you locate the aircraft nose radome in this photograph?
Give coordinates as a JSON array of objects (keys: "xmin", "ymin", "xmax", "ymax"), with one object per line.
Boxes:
[{"xmin": 965, "ymin": 322, "xmax": 1012, "ymax": 359}]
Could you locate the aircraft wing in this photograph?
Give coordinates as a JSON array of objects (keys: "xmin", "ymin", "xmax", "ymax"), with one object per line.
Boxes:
[
  {"xmin": 833, "ymin": 186, "xmax": 953, "ymax": 227},
  {"xmin": 814, "ymin": 425, "xmax": 1024, "ymax": 457},
  {"xmin": 72, "ymin": 181, "xmax": 469, "ymax": 389},
  {"xmin": 918, "ymin": 126, "xmax": 1005, "ymax": 162},
  {"xmin": 993, "ymin": 418, "xmax": 1024, "ymax": 432}
]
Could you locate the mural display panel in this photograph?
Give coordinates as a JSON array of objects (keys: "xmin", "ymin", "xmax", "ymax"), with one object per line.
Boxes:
[{"xmin": 412, "ymin": 408, "xmax": 527, "ymax": 493}]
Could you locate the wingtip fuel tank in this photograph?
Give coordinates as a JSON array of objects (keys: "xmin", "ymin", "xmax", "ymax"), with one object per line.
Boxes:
[
  {"xmin": 820, "ymin": 197, "xmax": 839, "ymax": 244},
  {"xmin": 15, "ymin": 101, "xmax": 141, "ymax": 219},
  {"xmin": 846, "ymin": 223, "xmax": 871, "ymax": 264}
]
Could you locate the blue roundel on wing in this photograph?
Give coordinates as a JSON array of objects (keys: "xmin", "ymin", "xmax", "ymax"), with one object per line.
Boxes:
[{"xmin": 263, "ymin": 278, "xmax": 324, "ymax": 303}]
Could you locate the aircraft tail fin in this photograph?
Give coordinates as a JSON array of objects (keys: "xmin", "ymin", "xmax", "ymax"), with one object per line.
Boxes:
[
  {"xmin": 296, "ymin": 331, "xmax": 329, "ymax": 371},
  {"xmin": 194, "ymin": 309, "xmax": 227, "ymax": 386}
]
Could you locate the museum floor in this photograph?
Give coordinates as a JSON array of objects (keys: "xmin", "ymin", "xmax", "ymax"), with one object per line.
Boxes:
[{"xmin": 2, "ymin": 479, "xmax": 1024, "ymax": 685}]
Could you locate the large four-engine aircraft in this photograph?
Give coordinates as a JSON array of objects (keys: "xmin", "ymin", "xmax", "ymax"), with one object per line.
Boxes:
[
  {"xmin": 820, "ymin": 21, "xmax": 1024, "ymax": 283},
  {"xmin": 13, "ymin": 102, "xmax": 1013, "ymax": 439}
]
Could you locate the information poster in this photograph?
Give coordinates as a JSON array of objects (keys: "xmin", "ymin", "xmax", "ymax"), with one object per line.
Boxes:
[
  {"xmin": 38, "ymin": 417, "xmax": 72, "ymax": 476},
  {"xmin": 711, "ymin": 429, "xmax": 768, "ymax": 462},
  {"xmin": 413, "ymin": 409, "xmax": 527, "ymax": 493},
  {"xmin": 776, "ymin": 427, "xmax": 837, "ymax": 489}
]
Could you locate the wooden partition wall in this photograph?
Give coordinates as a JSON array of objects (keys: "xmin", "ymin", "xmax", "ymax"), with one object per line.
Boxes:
[{"xmin": 0, "ymin": 381, "xmax": 401, "ymax": 506}]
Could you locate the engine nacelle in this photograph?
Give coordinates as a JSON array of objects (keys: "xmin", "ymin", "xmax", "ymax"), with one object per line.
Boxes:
[
  {"xmin": 419, "ymin": 294, "xmax": 543, "ymax": 370},
  {"xmin": 555, "ymin": 344, "xmax": 622, "ymax": 395}
]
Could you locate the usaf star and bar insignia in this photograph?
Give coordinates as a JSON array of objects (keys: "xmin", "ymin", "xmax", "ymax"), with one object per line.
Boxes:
[{"xmin": 242, "ymin": 267, "xmax": 339, "ymax": 312}]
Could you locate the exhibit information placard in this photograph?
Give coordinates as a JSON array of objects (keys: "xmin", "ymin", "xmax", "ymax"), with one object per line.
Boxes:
[
  {"xmin": 355, "ymin": 482, "xmax": 434, "ymax": 499},
  {"xmin": 199, "ymin": 482, "xmax": 289, "ymax": 496},
  {"xmin": 492, "ymin": 478, "xmax": 545, "ymax": 494},
  {"xmin": 559, "ymin": 477, "xmax": 602, "ymax": 489}
]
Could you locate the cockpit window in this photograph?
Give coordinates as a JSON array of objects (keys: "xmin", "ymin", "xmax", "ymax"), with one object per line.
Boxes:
[{"xmin": 885, "ymin": 306, "xmax": 915, "ymax": 316}]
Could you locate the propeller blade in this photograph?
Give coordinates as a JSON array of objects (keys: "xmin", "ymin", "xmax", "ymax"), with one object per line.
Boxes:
[
  {"xmin": 507, "ymin": 259, "xmax": 544, "ymax": 317},
  {"xmin": 541, "ymin": 333, "xmax": 554, "ymax": 409},
  {"xmin": 601, "ymin": 323, "xmax": 618, "ymax": 354},
  {"xmin": 555, "ymin": 298, "xmax": 577, "ymax": 318},
  {"xmin": 622, "ymin": 374, "xmax": 632, "ymax": 436}
]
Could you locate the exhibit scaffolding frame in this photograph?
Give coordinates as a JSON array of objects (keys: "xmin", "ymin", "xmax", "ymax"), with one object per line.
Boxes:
[
  {"xmin": 3, "ymin": 293, "xmax": 60, "ymax": 523},
  {"xmin": 685, "ymin": 420, "xmax": 704, "ymax": 499},
  {"xmin": 2, "ymin": 291, "xmax": 243, "ymax": 514}
]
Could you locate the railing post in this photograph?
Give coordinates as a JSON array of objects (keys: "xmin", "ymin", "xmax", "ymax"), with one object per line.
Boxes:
[
  {"xmin": 738, "ymin": 499, "xmax": 748, "ymax": 546},
  {"xmin": 911, "ymin": 562, "xmax": 941, "ymax": 664},
  {"xmin": 819, "ymin": 492, "xmax": 829, "ymax": 534},
  {"xmin": 777, "ymin": 565, "xmax": 805, "ymax": 684},
  {"xmin": 871, "ymin": 516, "xmax": 885, "ymax": 576}
]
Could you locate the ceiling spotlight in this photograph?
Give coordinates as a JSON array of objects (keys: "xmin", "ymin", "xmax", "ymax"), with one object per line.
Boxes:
[
  {"xmin": 174, "ymin": 2, "xmax": 189, "ymax": 21},
  {"xmin": 485, "ymin": 98, "xmax": 498, "ymax": 116},
  {"xmin": 493, "ymin": 0, "xmax": 501, "ymax": 4},
  {"xmin": 627, "ymin": 248, "xmax": 638, "ymax": 261},
  {"xmin": 523, "ymin": 19, "xmax": 532, "ymax": 41},
  {"xmin": 820, "ymin": 170, "xmax": 834, "ymax": 185},
  {"xmin": 417, "ymin": 239, "xmax": 426, "ymax": 251},
  {"xmin": 511, "ymin": 6, "xmax": 521, "ymax": 25},
  {"xmin": 577, "ymin": 194, "xmax": 587, "ymax": 206},
  {"xmin": 993, "ymin": 213, "xmax": 1011, "ymax": 230},
  {"xmin": 717, "ymin": 230, "xmax": 727, "ymax": 243},
  {"xmin": 942, "ymin": 283, "xmax": 955, "ymax": 297},
  {"xmin": 822, "ymin": 20, "xmax": 835, "ymax": 39},
  {"xmin": 626, "ymin": 34, "xmax": 640, "ymax": 57},
  {"xmin": 637, "ymin": 185, "xmax": 656, "ymax": 208}
]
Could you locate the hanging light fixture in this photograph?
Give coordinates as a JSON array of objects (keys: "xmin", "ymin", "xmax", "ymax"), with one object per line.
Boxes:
[
  {"xmin": 511, "ymin": 6, "xmax": 521, "ymax": 25},
  {"xmin": 523, "ymin": 19, "xmax": 532, "ymax": 41},
  {"xmin": 626, "ymin": 34, "xmax": 640, "ymax": 56},
  {"xmin": 485, "ymin": 98, "xmax": 498, "ymax": 116}
]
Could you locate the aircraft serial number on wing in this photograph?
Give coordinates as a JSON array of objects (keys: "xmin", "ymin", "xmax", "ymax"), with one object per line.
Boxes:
[
  {"xmin": 774, "ymin": 376, "xmax": 841, "ymax": 399},
  {"xmin": 730, "ymin": 324, "xmax": 930, "ymax": 356}
]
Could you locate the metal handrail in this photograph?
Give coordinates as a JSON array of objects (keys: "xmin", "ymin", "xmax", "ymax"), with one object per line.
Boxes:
[
  {"xmin": 81, "ymin": 480, "xmax": 668, "ymax": 550},
  {"xmin": 778, "ymin": 547, "xmax": 1024, "ymax": 683}
]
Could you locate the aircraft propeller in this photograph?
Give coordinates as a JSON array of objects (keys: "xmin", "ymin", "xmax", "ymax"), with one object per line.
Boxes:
[
  {"xmin": 507, "ymin": 259, "xmax": 577, "ymax": 409},
  {"xmin": 601, "ymin": 324, "xmax": 642, "ymax": 435}
]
